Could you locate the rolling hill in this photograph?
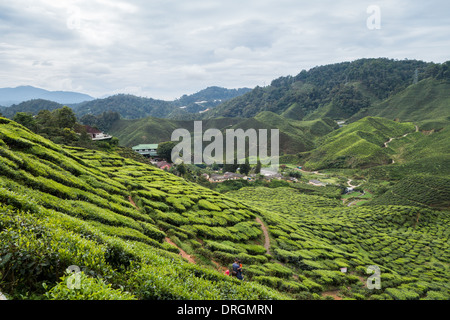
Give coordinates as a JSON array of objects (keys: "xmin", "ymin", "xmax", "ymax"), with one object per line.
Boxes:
[
  {"xmin": 204, "ymin": 58, "xmax": 433, "ymax": 120},
  {"xmin": 72, "ymin": 94, "xmax": 177, "ymax": 120},
  {"xmin": 302, "ymin": 117, "xmax": 416, "ymax": 170},
  {"xmin": 107, "ymin": 111, "xmax": 338, "ymax": 155},
  {"xmin": 0, "ymin": 99, "xmax": 63, "ymax": 119},
  {"xmin": 350, "ymin": 78, "xmax": 450, "ymax": 124}
]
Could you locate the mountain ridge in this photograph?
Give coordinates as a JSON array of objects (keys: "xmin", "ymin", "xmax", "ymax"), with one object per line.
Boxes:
[{"xmin": 203, "ymin": 58, "xmax": 449, "ymax": 122}]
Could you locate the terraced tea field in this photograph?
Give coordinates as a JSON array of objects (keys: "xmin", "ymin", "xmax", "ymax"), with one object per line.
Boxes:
[
  {"xmin": 0, "ymin": 117, "xmax": 288, "ymax": 300},
  {"xmin": 227, "ymin": 187, "xmax": 450, "ymax": 300},
  {"xmin": 0, "ymin": 117, "xmax": 448, "ymax": 300}
]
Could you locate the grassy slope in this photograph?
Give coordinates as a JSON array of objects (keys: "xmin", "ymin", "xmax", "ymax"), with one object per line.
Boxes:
[
  {"xmin": 350, "ymin": 78, "xmax": 450, "ymax": 123},
  {"xmin": 303, "ymin": 117, "xmax": 416, "ymax": 170},
  {"xmin": 359, "ymin": 124, "xmax": 450, "ymax": 209},
  {"xmin": 0, "ymin": 117, "xmax": 289, "ymax": 300},
  {"xmin": 108, "ymin": 112, "xmax": 337, "ymax": 154}
]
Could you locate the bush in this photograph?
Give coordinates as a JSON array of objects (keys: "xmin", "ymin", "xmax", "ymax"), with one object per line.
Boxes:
[
  {"xmin": 422, "ymin": 290, "xmax": 450, "ymax": 300},
  {"xmin": 385, "ymin": 287, "xmax": 420, "ymax": 300},
  {"xmin": 198, "ymin": 199, "xmax": 222, "ymax": 211},
  {"xmin": 264, "ymin": 263, "xmax": 293, "ymax": 278},
  {"xmin": 240, "ymin": 244, "xmax": 267, "ymax": 255},
  {"xmin": 44, "ymin": 271, "xmax": 136, "ymax": 300},
  {"xmin": 205, "ymin": 241, "xmax": 241, "ymax": 254}
]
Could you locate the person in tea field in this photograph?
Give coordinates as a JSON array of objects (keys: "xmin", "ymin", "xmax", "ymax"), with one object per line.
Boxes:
[{"xmin": 231, "ymin": 258, "xmax": 244, "ymax": 280}]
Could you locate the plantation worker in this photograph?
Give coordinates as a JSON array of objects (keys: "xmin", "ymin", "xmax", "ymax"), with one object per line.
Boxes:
[{"xmin": 232, "ymin": 258, "xmax": 244, "ymax": 280}]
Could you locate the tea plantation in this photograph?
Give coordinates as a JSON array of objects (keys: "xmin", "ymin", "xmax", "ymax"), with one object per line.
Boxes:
[
  {"xmin": 0, "ymin": 117, "xmax": 448, "ymax": 300},
  {"xmin": 227, "ymin": 187, "xmax": 450, "ymax": 300},
  {"xmin": 0, "ymin": 117, "xmax": 288, "ymax": 300}
]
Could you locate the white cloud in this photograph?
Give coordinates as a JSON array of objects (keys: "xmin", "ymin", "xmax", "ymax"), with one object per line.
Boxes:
[{"xmin": 0, "ymin": 0, "xmax": 449, "ymax": 100}]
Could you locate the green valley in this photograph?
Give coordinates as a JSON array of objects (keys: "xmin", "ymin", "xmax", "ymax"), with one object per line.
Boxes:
[{"xmin": 0, "ymin": 58, "xmax": 449, "ymax": 302}]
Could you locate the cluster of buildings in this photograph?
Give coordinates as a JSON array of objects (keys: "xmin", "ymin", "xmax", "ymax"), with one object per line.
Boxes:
[
  {"xmin": 130, "ymin": 143, "xmax": 329, "ymax": 187},
  {"xmin": 131, "ymin": 143, "xmax": 172, "ymax": 170}
]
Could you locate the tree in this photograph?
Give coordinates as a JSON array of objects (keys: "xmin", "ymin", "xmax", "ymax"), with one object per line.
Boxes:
[
  {"xmin": 211, "ymin": 162, "xmax": 220, "ymax": 171},
  {"xmin": 288, "ymin": 171, "xmax": 302, "ymax": 179},
  {"xmin": 239, "ymin": 158, "xmax": 251, "ymax": 176},
  {"xmin": 157, "ymin": 141, "xmax": 177, "ymax": 162},
  {"xmin": 255, "ymin": 160, "xmax": 262, "ymax": 174},
  {"xmin": 223, "ymin": 162, "xmax": 238, "ymax": 173},
  {"xmin": 54, "ymin": 106, "xmax": 76, "ymax": 129},
  {"xmin": 62, "ymin": 128, "xmax": 79, "ymax": 145},
  {"xmin": 35, "ymin": 109, "xmax": 54, "ymax": 130},
  {"xmin": 13, "ymin": 112, "xmax": 36, "ymax": 130},
  {"xmin": 177, "ymin": 162, "xmax": 187, "ymax": 176}
]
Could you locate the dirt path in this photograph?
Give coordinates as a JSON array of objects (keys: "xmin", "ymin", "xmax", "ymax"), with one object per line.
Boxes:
[
  {"xmin": 347, "ymin": 179, "xmax": 361, "ymax": 188},
  {"xmin": 384, "ymin": 125, "xmax": 419, "ymax": 149},
  {"xmin": 255, "ymin": 217, "xmax": 271, "ymax": 255},
  {"xmin": 128, "ymin": 195, "xmax": 197, "ymax": 264},
  {"xmin": 164, "ymin": 237, "xmax": 197, "ymax": 264},
  {"xmin": 128, "ymin": 195, "xmax": 139, "ymax": 210},
  {"xmin": 321, "ymin": 290, "xmax": 342, "ymax": 300}
]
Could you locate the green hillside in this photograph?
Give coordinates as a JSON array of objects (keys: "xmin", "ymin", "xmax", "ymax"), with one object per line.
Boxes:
[
  {"xmin": 0, "ymin": 99, "xmax": 63, "ymax": 119},
  {"xmin": 367, "ymin": 175, "xmax": 450, "ymax": 210},
  {"xmin": 350, "ymin": 78, "xmax": 450, "ymax": 123},
  {"xmin": 0, "ymin": 117, "xmax": 288, "ymax": 300},
  {"xmin": 108, "ymin": 117, "xmax": 183, "ymax": 147},
  {"xmin": 355, "ymin": 122, "xmax": 450, "ymax": 210},
  {"xmin": 303, "ymin": 117, "xmax": 416, "ymax": 170},
  {"xmin": 361, "ymin": 123, "xmax": 450, "ymax": 178},
  {"xmin": 73, "ymin": 94, "xmax": 177, "ymax": 120},
  {"xmin": 108, "ymin": 112, "xmax": 337, "ymax": 154},
  {"xmin": 205, "ymin": 58, "xmax": 432, "ymax": 120}
]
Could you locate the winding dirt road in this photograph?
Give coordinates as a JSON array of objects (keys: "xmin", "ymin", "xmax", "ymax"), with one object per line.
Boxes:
[{"xmin": 384, "ymin": 125, "xmax": 419, "ymax": 148}]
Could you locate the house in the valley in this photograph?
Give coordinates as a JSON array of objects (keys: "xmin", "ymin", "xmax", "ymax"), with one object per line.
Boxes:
[
  {"xmin": 209, "ymin": 174, "xmax": 225, "ymax": 183},
  {"xmin": 155, "ymin": 161, "xmax": 171, "ymax": 170},
  {"xmin": 83, "ymin": 125, "xmax": 112, "ymax": 141},
  {"xmin": 132, "ymin": 144, "xmax": 159, "ymax": 157}
]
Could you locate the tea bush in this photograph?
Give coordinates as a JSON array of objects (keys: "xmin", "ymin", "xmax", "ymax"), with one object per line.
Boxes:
[{"xmin": 44, "ymin": 271, "xmax": 136, "ymax": 300}]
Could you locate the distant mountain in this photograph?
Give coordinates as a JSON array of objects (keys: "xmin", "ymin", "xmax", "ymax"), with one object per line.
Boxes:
[
  {"xmin": 0, "ymin": 85, "xmax": 95, "ymax": 106},
  {"xmin": 73, "ymin": 87, "xmax": 252, "ymax": 120},
  {"xmin": 173, "ymin": 86, "xmax": 252, "ymax": 114},
  {"xmin": 73, "ymin": 94, "xmax": 176, "ymax": 120}
]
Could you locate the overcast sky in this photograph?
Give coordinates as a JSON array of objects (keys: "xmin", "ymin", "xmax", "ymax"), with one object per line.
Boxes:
[{"xmin": 0, "ymin": 0, "xmax": 449, "ymax": 100}]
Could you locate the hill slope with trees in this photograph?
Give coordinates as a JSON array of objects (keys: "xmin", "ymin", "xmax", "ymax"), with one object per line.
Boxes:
[{"xmin": 204, "ymin": 58, "xmax": 448, "ymax": 122}]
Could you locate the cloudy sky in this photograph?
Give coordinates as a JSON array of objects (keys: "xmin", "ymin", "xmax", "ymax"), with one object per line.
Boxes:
[{"xmin": 0, "ymin": 0, "xmax": 449, "ymax": 100}]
